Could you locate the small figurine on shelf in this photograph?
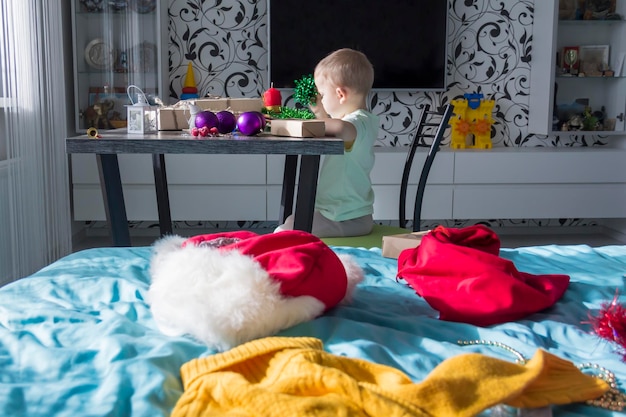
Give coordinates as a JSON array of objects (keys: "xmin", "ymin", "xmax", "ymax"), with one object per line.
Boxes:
[
  {"xmin": 80, "ymin": 0, "xmax": 105, "ymax": 12},
  {"xmin": 84, "ymin": 99, "xmax": 114, "ymax": 130},
  {"xmin": 180, "ymin": 62, "xmax": 200, "ymax": 100}
]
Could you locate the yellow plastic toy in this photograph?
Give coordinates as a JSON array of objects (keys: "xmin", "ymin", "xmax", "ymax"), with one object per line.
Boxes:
[{"xmin": 450, "ymin": 93, "xmax": 494, "ymax": 149}]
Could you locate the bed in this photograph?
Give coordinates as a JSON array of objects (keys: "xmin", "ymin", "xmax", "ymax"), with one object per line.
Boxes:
[{"xmin": 1, "ymin": 236, "xmax": 625, "ymax": 416}]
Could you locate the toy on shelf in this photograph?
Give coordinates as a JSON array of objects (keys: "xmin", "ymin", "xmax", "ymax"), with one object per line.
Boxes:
[
  {"xmin": 180, "ymin": 62, "xmax": 199, "ymax": 100},
  {"xmin": 450, "ymin": 93, "xmax": 495, "ymax": 149}
]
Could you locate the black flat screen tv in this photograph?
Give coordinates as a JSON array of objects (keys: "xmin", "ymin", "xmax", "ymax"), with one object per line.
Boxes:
[{"xmin": 268, "ymin": 0, "xmax": 448, "ymax": 91}]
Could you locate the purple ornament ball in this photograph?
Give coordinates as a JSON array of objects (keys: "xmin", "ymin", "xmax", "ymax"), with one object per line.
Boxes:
[
  {"xmin": 237, "ymin": 111, "xmax": 265, "ymax": 136},
  {"xmin": 195, "ymin": 111, "xmax": 218, "ymax": 130},
  {"xmin": 216, "ymin": 110, "xmax": 237, "ymax": 134}
]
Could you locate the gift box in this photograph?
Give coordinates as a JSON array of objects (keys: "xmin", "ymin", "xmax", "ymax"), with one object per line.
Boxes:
[
  {"xmin": 270, "ymin": 119, "xmax": 325, "ymax": 138},
  {"xmin": 227, "ymin": 97, "xmax": 264, "ymax": 113},
  {"xmin": 195, "ymin": 98, "xmax": 229, "ymax": 112},
  {"xmin": 158, "ymin": 107, "xmax": 189, "ymax": 131},
  {"xmin": 195, "ymin": 97, "xmax": 263, "ymax": 114},
  {"xmin": 381, "ymin": 230, "xmax": 430, "ymax": 259},
  {"xmin": 158, "ymin": 97, "xmax": 265, "ymax": 131}
]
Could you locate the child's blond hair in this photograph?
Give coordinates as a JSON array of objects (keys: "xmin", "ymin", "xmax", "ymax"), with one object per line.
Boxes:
[{"xmin": 314, "ymin": 48, "xmax": 374, "ymax": 96}]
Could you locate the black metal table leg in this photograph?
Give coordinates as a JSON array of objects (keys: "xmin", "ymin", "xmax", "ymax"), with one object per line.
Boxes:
[
  {"xmin": 279, "ymin": 154, "xmax": 298, "ymax": 223},
  {"xmin": 293, "ymin": 154, "xmax": 320, "ymax": 233},
  {"xmin": 152, "ymin": 153, "xmax": 173, "ymax": 237},
  {"xmin": 97, "ymin": 154, "xmax": 131, "ymax": 247}
]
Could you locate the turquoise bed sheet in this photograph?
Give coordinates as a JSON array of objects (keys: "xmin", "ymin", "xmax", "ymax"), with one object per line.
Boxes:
[{"xmin": 0, "ymin": 244, "xmax": 625, "ymax": 416}]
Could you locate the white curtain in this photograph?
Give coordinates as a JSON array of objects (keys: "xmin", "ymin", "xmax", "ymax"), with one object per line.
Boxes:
[{"xmin": 0, "ymin": 0, "xmax": 72, "ymax": 285}]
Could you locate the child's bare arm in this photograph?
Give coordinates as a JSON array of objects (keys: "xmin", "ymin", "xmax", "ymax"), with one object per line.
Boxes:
[
  {"xmin": 310, "ymin": 95, "xmax": 357, "ymax": 145},
  {"xmin": 323, "ymin": 119, "xmax": 357, "ymax": 146}
]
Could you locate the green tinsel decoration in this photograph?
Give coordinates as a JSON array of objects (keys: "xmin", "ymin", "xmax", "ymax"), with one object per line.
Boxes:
[
  {"xmin": 265, "ymin": 107, "xmax": 315, "ymax": 120},
  {"xmin": 293, "ymin": 74, "xmax": 317, "ymax": 107}
]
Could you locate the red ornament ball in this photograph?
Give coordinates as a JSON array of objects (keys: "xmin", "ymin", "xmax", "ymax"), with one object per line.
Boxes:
[
  {"xmin": 216, "ymin": 110, "xmax": 237, "ymax": 134},
  {"xmin": 237, "ymin": 111, "xmax": 265, "ymax": 136},
  {"xmin": 195, "ymin": 111, "xmax": 218, "ymax": 130}
]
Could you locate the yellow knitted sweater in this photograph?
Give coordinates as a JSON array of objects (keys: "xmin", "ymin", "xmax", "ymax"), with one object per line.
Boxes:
[{"xmin": 172, "ymin": 337, "xmax": 608, "ymax": 417}]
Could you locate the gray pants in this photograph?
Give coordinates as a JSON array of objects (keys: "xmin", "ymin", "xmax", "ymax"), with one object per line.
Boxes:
[{"xmin": 275, "ymin": 211, "xmax": 373, "ymax": 238}]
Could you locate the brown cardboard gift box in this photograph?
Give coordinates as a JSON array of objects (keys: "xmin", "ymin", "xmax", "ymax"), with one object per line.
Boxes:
[
  {"xmin": 157, "ymin": 97, "xmax": 265, "ymax": 131},
  {"xmin": 270, "ymin": 119, "xmax": 325, "ymax": 138},
  {"xmin": 381, "ymin": 230, "xmax": 430, "ymax": 259},
  {"xmin": 195, "ymin": 98, "xmax": 229, "ymax": 112},
  {"xmin": 196, "ymin": 97, "xmax": 263, "ymax": 113},
  {"xmin": 227, "ymin": 98, "xmax": 264, "ymax": 113},
  {"xmin": 157, "ymin": 107, "xmax": 188, "ymax": 130}
]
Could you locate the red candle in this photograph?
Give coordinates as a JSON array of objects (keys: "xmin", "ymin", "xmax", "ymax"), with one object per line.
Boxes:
[{"xmin": 263, "ymin": 83, "xmax": 282, "ymax": 112}]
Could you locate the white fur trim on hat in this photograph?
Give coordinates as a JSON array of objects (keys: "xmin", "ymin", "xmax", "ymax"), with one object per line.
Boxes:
[
  {"xmin": 148, "ymin": 236, "xmax": 325, "ymax": 351},
  {"xmin": 337, "ymin": 254, "xmax": 364, "ymax": 304}
]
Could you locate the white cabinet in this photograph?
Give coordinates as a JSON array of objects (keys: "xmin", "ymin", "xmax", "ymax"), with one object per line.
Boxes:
[
  {"xmin": 70, "ymin": 148, "xmax": 626, "ymax": 223},
  {"xmin": 451, "ymin": 148, "xmax": 626, "ymax": 219},
  {"xmin": 70, "ymin": 0, "xmax": 168, "ymax": 133},
  {"xmin": 529, "ymin": 0, "xmax": 626, "ymax": 136}
]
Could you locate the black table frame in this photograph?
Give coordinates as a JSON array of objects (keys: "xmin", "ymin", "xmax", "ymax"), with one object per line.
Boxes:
[{"xmin": 66, "ymin": 131, "xmax": 344, "ymax": 246}]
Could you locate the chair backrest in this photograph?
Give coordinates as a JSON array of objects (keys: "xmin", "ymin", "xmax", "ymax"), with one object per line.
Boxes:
[{"xmin": 398, "ymin": 103, "xmax": 454, "ymax": 231}]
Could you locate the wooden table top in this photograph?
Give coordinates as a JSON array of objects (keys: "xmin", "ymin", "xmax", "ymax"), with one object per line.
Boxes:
[{"xmin": 66, "ymin": 129, "xmax": 345, "ymax": 155}]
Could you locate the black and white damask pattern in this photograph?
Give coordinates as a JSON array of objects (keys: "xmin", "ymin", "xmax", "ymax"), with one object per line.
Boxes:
[
  {"xmin": 155, "ymin": 0, "xmax": 602, "ymax": 230},
  {"xmin": 168, "ymin": 0, "xmax": 604, "ymax": 148},
  {"xmin": 168, "ymin": 0, "xmax": 268, "ymax": 102}
]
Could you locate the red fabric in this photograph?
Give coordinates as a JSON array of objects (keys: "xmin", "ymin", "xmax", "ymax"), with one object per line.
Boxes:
[
  {"xmin": 397, "ymin": 225, "xmax": 570, "ymax": 326},
  {"xmin": 183, "ymin": 230, "xmax": 348, "ymax": 309}
]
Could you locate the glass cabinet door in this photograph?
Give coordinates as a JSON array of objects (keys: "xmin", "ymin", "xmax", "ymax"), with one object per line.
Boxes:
[{"xmin": 71, "ymin": 0, "xmax": 167, "ymax": 133}]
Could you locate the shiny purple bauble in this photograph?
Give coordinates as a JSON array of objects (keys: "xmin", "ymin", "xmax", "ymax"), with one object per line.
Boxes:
[
  {"xmin": 237, "ymin": 111, "xmax": 265, "ymax": 136},
  {"xmin": 194, "ymin": 111, "xmax": 218, "ymax": 130},
  {"xmin": 216, "ymin": 110, "xmax": 237, "ymax": 134}
]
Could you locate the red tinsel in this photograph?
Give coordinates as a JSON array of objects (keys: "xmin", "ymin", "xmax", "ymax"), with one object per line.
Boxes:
[{"xmin": 588, "ymin": 291, "xmax": 626, "ymax": 361}]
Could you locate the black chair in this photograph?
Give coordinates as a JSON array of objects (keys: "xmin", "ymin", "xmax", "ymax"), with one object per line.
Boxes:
[{"xmin": 321, "ymin": 103, "xmax": 453, "ymax": 248}]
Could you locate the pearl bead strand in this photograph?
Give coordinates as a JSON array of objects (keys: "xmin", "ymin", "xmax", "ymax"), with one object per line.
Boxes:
[
  {"xmin": 457, "ymin": 339, "xmax": 528, "ymax": 364},
  {"xmin": 457, "ymin": 339, "xmax": 626, "ymax": 412},
  {"xmin": 578, "ymin": 362, "xmax": 626, "ymax": 411}
]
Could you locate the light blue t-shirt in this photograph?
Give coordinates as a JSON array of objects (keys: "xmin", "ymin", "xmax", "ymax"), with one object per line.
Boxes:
[{"xmin": 315, "ymin": 109, "xmax": 379, "ymax": 222}]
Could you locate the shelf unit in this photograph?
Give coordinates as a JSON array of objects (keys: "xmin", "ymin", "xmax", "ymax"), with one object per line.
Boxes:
[
  {"xmin": 70, "ymin": 0, "xmax": 168, "ymax": 134},
  {"xmin": 529, "ymin": 0, "xmax": 626, "ymax": 136}
]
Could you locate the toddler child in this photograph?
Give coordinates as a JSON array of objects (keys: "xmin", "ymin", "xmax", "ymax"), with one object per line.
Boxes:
[{"xmin": 275, "ymin": 48, "xmax": 379, "ymax": 237}]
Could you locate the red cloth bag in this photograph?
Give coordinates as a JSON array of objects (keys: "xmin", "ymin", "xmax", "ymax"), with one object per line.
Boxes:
[{"xmin": 397, "ymin": 225, "xmax": 570, "ymax": 326}]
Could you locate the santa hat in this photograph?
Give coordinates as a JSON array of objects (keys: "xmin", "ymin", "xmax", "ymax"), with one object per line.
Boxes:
[{"xmin": 148, "ymin": 230, "xmax": 363, "ymax": 350}]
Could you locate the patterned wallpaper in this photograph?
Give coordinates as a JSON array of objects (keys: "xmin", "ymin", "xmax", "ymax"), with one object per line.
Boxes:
[{"xmin": 167, "ymin": 0, "xmax": 606, "ymax": 149}]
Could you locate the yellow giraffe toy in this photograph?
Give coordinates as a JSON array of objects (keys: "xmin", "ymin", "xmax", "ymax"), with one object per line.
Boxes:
[{"xmin": 450, "ymin": 93, "xmax": 494, "ymax": 149}]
